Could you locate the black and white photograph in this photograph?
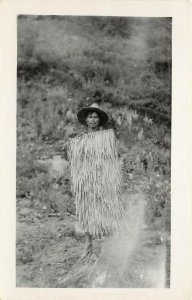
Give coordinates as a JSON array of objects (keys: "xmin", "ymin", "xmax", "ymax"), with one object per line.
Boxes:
[
  {"xmin": 16, "ymin": 15, "xmax": 172, "ymax": 288},
  {"xmin": 0, "ymin": 0, "xmax": 191, "ymax": 298}
]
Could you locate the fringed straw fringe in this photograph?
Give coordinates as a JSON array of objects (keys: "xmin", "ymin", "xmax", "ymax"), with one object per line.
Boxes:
[{"xmin": 68, "ymin": 129, "xmax": 124, "ymax": 237}]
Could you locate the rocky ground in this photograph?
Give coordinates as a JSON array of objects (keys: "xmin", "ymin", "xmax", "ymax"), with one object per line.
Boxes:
[{"xmin": 16, "ymin": 155, "xmax": 170, "ymax": 288}]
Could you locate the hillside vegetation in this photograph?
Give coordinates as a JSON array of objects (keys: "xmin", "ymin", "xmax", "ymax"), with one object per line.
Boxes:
[
  {"xmin": 16, "ymin": 16, "xmax": 171, "ymax": 287},
  {"xmin": 17, "ymin": 16, "xmax": 171, "ymax": 139}
]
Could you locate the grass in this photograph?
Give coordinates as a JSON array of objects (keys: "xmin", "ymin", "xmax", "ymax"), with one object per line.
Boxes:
[
  {"xmin": 16, "ymin": 16, "xmax": 171, "ymax": 284},
  {"xmin": 17, "ymin": 16, "xmax": 171, "ymax": 122}
]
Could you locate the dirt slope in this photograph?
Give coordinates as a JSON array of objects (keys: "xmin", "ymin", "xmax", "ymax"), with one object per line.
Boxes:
[{"xmin": 16, "ymin": 160, "xmax": 167, "ymax": 288}]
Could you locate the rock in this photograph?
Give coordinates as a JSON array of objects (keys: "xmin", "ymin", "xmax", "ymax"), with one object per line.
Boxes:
[
  {"xmin": 74, "ymin": 221, "xmax": 84, "ymax": 235},
  {"xmin": 23, "ymin": 199, "xmax": 31, "ymax": 208},
  {"xmin": 51, "ymin": 183, "xmax": 59, "ymax": 190},
  {"xmin": 50, "ymin": 156, "xmax": 69, "ymax": 179},
  {"xmin": 34, "ymin": 212, "xmax": 42, "ymax": 219},
  {"xmin": 128, "ymin": 173, "xmax": 133, "ymax": 180},
  {"xmin": 35, "ymin": 160, "xmax": 51, "ymax": 173},
  {"xmin": 20, "ymin": 208, "xmax": 31, "ymax": 216},
  {"xmin": 34, "ymin": 199, "xmax": 41, "ymax": 209}
]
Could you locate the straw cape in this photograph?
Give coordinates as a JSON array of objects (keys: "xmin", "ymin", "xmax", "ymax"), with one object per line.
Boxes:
[{"xmin": 68, "ymin": 128, "xmax": 124, "ymax": 237}]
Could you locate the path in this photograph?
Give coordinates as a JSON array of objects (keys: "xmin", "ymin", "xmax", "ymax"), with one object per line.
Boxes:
[
  {"xmin": 57, "ymin": 192, "xmax": 167, "ymax": 288},
  {"xmin": 16, "ymin": 156, "xmax": 168, "ymax": 288}
]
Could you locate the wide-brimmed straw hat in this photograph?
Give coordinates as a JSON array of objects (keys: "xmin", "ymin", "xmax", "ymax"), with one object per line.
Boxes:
[{"xmin": 77, "ymin": 103, "xmax": 109, "ymax": 126}]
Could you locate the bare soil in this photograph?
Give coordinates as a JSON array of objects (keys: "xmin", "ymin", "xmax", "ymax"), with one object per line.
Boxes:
[{"xmin": 16, "ymin": 158, "xmax": 168, "ymax": 288}]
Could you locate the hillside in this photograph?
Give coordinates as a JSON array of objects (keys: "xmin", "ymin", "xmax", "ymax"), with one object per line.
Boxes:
[
  {"xmin": 16, "ymin": 16, "xmax": 171, "ymax": 287},
  {"xmin": 17, "ymin": 16, "xmax": 171, "ymax": 137}
]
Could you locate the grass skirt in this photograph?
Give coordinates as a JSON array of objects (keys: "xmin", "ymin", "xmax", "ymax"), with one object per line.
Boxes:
[{"xmin": 68, "ymin": 129, "xmax": 124, "ymax": 237}]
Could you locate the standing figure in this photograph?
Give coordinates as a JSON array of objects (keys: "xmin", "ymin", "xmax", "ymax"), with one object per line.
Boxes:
[{"xmin": 67, "ymin": 103, "xmax": 124, "ymax": 258}]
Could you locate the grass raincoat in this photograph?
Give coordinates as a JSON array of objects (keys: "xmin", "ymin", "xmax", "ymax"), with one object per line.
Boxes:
[{"xmin": 68, "ymin": 128, "xmax": 124, "ymax": 237}]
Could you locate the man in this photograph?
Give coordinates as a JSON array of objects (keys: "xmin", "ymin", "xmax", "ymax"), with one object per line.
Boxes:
[{"xmin": 67, "ymin": 103, "xmax": 124, "ymax": 258}]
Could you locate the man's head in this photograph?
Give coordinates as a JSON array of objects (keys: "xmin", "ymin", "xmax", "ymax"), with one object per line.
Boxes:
[
  {"xmin": 77, "ymin": 103, "xmax": 108, "ymax": 127},
  {"xmin": 85, "ymin": 111, "xmax": 100, "ymax": 129}
]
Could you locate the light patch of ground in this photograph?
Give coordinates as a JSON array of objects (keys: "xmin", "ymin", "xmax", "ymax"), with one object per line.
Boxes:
[{"xmin": 16, "ymin": 157, "xmax": 168, "ymax": 288}]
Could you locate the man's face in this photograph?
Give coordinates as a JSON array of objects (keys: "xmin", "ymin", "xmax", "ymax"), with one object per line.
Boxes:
[{"xmin": 86, "ymin": 112, "xmax": 100, "ymax": 129}]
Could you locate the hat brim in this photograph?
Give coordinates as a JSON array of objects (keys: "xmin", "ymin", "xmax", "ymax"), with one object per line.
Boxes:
[{"xmin": 77, "ymin": 107, "xmax": 109, "ymax": 126}]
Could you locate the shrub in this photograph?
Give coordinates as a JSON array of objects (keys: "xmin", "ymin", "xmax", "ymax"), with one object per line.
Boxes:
[{"xmin": 144, "ymin": 174, "xmax": 171, "ymax": 230}]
